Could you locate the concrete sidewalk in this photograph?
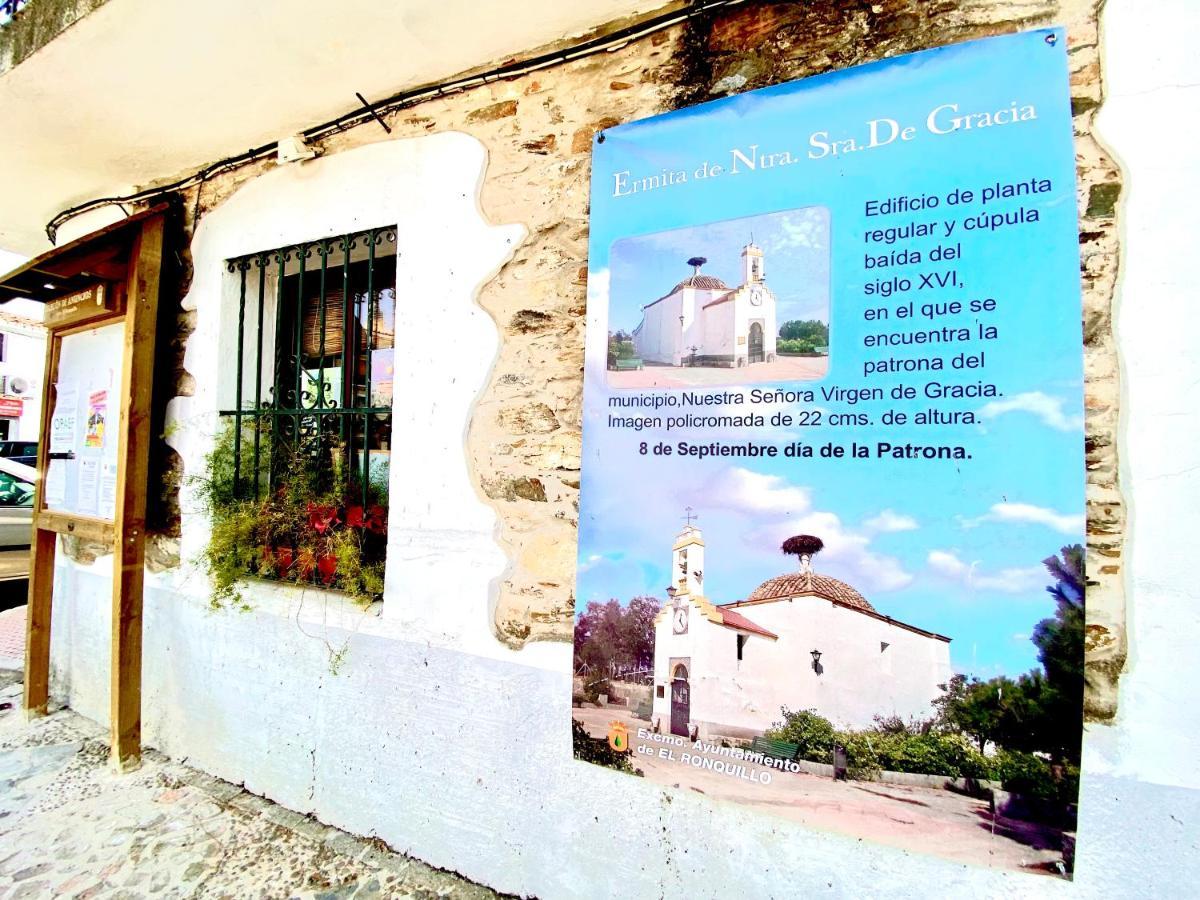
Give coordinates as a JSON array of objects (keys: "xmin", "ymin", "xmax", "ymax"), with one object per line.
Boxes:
[
  {"xmin": 0, "ymin": 604, "xmax": 24, "ymax": 670},
  {"xmin": 0, "ymin": 669, "xmax": 501, "ymax": 899}
]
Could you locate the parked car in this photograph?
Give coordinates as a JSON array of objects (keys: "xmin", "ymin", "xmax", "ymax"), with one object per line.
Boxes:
[
  {"xmin": 0, "ymin": 455, "xmax": 35, "ymax": 549},
  {"xmin": 0, "ymin": 441, "xmax": 36, "ymax": 459}
]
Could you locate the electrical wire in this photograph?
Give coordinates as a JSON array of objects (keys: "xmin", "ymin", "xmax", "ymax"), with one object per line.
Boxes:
[{"xmin": 45, "ymin": 0, "xmax": 745, "ymax": 244}]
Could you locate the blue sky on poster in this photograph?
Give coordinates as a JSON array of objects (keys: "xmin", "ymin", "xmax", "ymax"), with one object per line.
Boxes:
[
  {"xmin": 577, "ymin": 395, "xmax": 1086, "ymax": 680},
  {"xmin": 576, "ymin": 29, "xmax": 1083, "ymax": 680},
  {"xmin": 607, "ymin": 207, "xmax": 830, "ymax": 336}
]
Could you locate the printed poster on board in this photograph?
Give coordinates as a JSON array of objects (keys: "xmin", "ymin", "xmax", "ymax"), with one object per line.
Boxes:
[
  {"xmin": 572, "ymin": 29, "xmax": 1085, "ymax": 878},
  {"xmin": 85, "ymin": 389, "xmax": 107, "ymax": 449}
]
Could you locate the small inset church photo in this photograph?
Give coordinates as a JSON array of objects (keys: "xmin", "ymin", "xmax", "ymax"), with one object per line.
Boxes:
[
  {"xmin": 651, "ymin": 524, "xmax": 951, "ymax": 740},
  {"xmin": 604, "ymin": 207, "xmax": 831, "ymax": 389}
]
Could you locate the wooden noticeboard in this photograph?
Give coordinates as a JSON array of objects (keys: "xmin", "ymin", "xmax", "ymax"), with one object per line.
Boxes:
[{"xmin": 0, "ymin": 206, "xmax": 171, "ymax": 771}]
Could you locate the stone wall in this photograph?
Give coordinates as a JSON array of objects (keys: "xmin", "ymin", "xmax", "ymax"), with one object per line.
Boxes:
[
  {"xmin": 0, "ymin": 0, "xmax": 109, "ymax": 73},
  {"xmin": 158, "ymin": 0, "xmax": 1121, "ymax": 713}
]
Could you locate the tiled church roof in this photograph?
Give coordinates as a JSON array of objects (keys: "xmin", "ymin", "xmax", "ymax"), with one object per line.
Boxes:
[
  {"xmin": 642, "ymin": 273, "xmax": 732, "ymax": 311},
  {"xmin": 670, "ymin": 273, "xmax": 730, "ymax": 293},
  {"xmin": 714, "ymin": 606, "xmax": 777, "ymax": 639},
  {"xmin": 744, "ymin": 572, "xmax": 876, "ymax": 612}
]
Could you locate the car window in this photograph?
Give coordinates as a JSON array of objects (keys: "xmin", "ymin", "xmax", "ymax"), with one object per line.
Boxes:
[{"xmin": 0, "ymin": 470, "xmax": 34, "ymax": 507}]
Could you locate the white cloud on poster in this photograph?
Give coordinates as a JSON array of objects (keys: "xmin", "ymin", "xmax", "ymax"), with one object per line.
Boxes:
[
  {"xmin": 978, "ymin": 391, "xmax": 1082, "ymax": 432},
  {"xmin": 587, "ymin": 267, "xmax": 611, "ymax": 311},
  {"xmin": 767, "ymin": 210, "xmax": 828, "ymax": 252},
  {"xmin": 960, "ymin": 502, "xmax": 1083, "ymax": 535},
  {"xmin": 699, "ymin": 467, "xmax": 913, "ymax": 592},
  {"xmin": 620, "ymin": 207, "xmax": 829, "ymax": 259},
  {"xmin": 863, "ymin": 509, "xmax": 919, "ymax": 533},
  {"xmin": 577, "ymin": 553, "xmax": 605, "ymax": 573},
  {"xmin": 702, "ymin": 467, "xmax": 812, "ymax": 517},
  {"xmin": 926, "ymin": 549, "xmax": 1045, "ymax": 594}
]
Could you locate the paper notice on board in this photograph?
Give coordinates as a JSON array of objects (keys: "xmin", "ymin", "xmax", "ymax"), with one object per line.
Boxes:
[
  {"xmin": 45, "ymin": 460, "xmax": 66, "ymax": 506},
  {"xmin": 99, "ymin": 462, "xmax": 118, "ymax": 520},
  {"xmin": 85, "ymin": 390, "xmax": 107, "ymax": 449},
  {"xmin": 77, "ymin": 458, "xmax": 99, "ymax": 516},
  {"xmin": 49, "ymin": 384, "xmax": 79, "ymax": 453}
]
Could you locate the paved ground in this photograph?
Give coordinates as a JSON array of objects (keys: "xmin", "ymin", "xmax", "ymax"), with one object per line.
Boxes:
[
  {"xmin": 0, "ymin": 552, "xmax": 30, "ymax": 591},
  {"xmin": 0, "ymin": 669, "xmax": 500, "ymax": 900},
  {"xmin": 607, "ymin": 355, "xmax": 828, "ymax": 389},
  {"xmin": 575, "ymin": 706, "xmax": 1067, "ymax": 878},
  {"xmin": 0, "ymin": 604, "xmax": 23, "ymax": 669}
]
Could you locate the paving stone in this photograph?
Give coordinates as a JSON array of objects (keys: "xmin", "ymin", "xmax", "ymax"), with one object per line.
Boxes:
[
  {"xmin": 287, "ymin": 816, "xmax": 335, "ymax": 843},
  {"xmin": 324, "ymin": 830, "xmax": 368, "ymax": 859},
  {"xmin": 11, "ymin": 861, "xmax": 52, "ymax": 880},
  {"xmin": 0, "ymin": 705, "xmax": 496, "ymax": 898},
  {"xmin": 351, "ymin": 876, "xmax": 384, "ymax": 899},
  {"xmin": 226, "ymin": 790, "xmax": 273, "ymax": 816},
  {"xmin": 10, "ymin": 880, "xmax": 51, "ymax": 899},
  {"xmin": 261, "ymin": 803, "xmax": 309, "ymax": 830}
]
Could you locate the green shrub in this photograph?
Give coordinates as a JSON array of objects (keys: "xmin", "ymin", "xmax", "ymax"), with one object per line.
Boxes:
[
  {"xmin": 777, "ymin": 338, "xmax": 816, "ymax": 355},
  {"xmin": 872, "ymin": 731, "xmax": 993, "ymax": 779},
  {"xmin": 571, "ymin": 719, "xmax": 640, "ymax": 775},
  {"xmin": 766, "ymin": 707, "xmax": 995, "ymax": 781},
  {"xmin": 583, "ymin": 677, "xmax": 613, "ymax": 704},
  {"xmin": 779, "ymin": 319, "xmax": 829, "ymax": 344},
  {"xmin": 192, "ymin": 419, "xmax": 389, "ymax": 609},
  {"xmin": 833, "ymin": 730, "xmax": 883, "ymax": 780},
  {"xmin": 766, "ymin": 707, "xmax": 836, "ymax": 760},
  {"xmin": 995, "ymin": 750, "xmax": 1079, "ymax": 804},
  {"xmin": 607, "ymin": 335, "xmax": 638, "ymax": 364}
]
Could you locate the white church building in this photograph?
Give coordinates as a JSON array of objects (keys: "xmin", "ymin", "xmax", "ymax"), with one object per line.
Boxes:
[
  {"xmin": 650, "ymin": 524, "xmax": 952, "ymax": 740},
  {"xmin": 632, "ymin": 242, "xmax": 777, "ymax": 368}
]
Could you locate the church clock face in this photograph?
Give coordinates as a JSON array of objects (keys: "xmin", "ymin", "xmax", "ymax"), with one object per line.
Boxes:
[
  {"xmin": 749, "ymin": 285, "xmax": 764, "ymax": 306},
  {"xmin": 672, "ymin": 605, "xmax": 689, "ymax": 635}
]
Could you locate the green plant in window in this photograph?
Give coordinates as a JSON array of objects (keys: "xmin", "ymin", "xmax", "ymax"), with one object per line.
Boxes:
[{"xmin": 193, "ymin": 419, "xmax": 388, "ymax": 608}]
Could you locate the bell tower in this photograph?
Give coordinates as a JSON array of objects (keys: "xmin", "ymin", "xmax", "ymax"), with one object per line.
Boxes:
[
  {"xmin": 672, "ymin": 511, "xmax": 705, "ymax": 597},
  {"xmin": 741, "ymin": 241, "xmax": 764, "ymax": 284}
]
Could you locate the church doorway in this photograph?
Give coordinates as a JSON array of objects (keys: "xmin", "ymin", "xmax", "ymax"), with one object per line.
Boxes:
[
  {"xmin": 670, "ymin": 663, "xmax": 691, "ymax": 737},
  {"xmin": 748, "ymin": 322, "xmax": 764, "ymax": 363}
]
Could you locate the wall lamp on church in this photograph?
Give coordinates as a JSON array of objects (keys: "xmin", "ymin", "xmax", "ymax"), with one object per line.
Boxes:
[{"xmin": 810, "ymin": 649, "xmax": 823, "ymax": 673}]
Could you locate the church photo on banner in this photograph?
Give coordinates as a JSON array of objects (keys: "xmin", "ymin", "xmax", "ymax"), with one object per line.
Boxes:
[{"xmin": 572, "ymin": 29, "xmax": 1086, "ymax": 878}]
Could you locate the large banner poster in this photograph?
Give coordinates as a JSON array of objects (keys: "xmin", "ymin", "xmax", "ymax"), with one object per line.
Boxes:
[{"xmin": 573, "ymin": 29, "xmax": 1085, "ymax": 878}]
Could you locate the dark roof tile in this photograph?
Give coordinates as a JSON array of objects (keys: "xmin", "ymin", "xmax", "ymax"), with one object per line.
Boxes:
[{"xmin": 745, "ymin": 572, "xmax": 876, "ymax": 612}]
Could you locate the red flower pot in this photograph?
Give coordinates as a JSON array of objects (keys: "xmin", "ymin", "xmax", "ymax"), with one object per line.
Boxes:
[
  {"xmin": 317, "ymin": 554, "xmax": 338, "ymax": 585},
  {"xmin": 274, "ymin": 545, "xmax": 295, "ymax": 576},
  {"xmin": 306, "ymin": 502, "xmax": 340, "ymax": 535}
]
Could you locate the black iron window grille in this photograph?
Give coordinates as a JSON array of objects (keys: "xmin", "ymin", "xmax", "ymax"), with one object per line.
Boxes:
[
  {"xmin": 208, "ymin": 227, "xmax": 396, "ymax": 601},
  {"xmin": 220, "ymin": 226, "xmax": 397, "ymax": 503}
]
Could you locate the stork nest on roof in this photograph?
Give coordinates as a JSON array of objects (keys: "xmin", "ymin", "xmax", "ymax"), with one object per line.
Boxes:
[{"xmin": 781, "ymin": 535, "xmax": 824, "ymax": 557}]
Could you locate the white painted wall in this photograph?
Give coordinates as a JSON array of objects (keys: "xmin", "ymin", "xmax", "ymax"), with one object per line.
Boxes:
[
  {"xmin": 719, "ymin": 598, "xmax": 949, "ymax": 731},
  {"xmin": 701, "ymin": 295, "xmax": 736, "ymax": 358},
  {"xmin": 165, "ymin": 134, "xmax": 552, "ymax": 669},
  {"xmin": 649, "ymin": 592, "xmax": 949, "ymax": 737},
  {"xmin": 39, "ymin": 4, "xmax": 1200, "ymax": 894},
  {"xmin": 637, "ymin": 287, "xmax": 734, "ymax": 364},
  {"xmin": 0, "ymin": 321, "xmax": 46, "ymax": 441},
  {"xmin": 1088, "ymin": 0, "xmax": 1200, "ymax": 795}
]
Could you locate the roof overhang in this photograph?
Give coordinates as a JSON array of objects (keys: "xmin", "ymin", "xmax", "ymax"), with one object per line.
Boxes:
[
  {"xmin": 0, "ymin": 0, "xmax": 665, "ymax": 254},
  {"xmin": 0, "ymin": 203, "xmax": 173, "ymax": 304}
]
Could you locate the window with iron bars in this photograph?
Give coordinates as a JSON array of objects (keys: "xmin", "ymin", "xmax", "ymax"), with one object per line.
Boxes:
[{"xmin": 217, "ymin": 226, "xmax": 396, "ymax": 596}]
